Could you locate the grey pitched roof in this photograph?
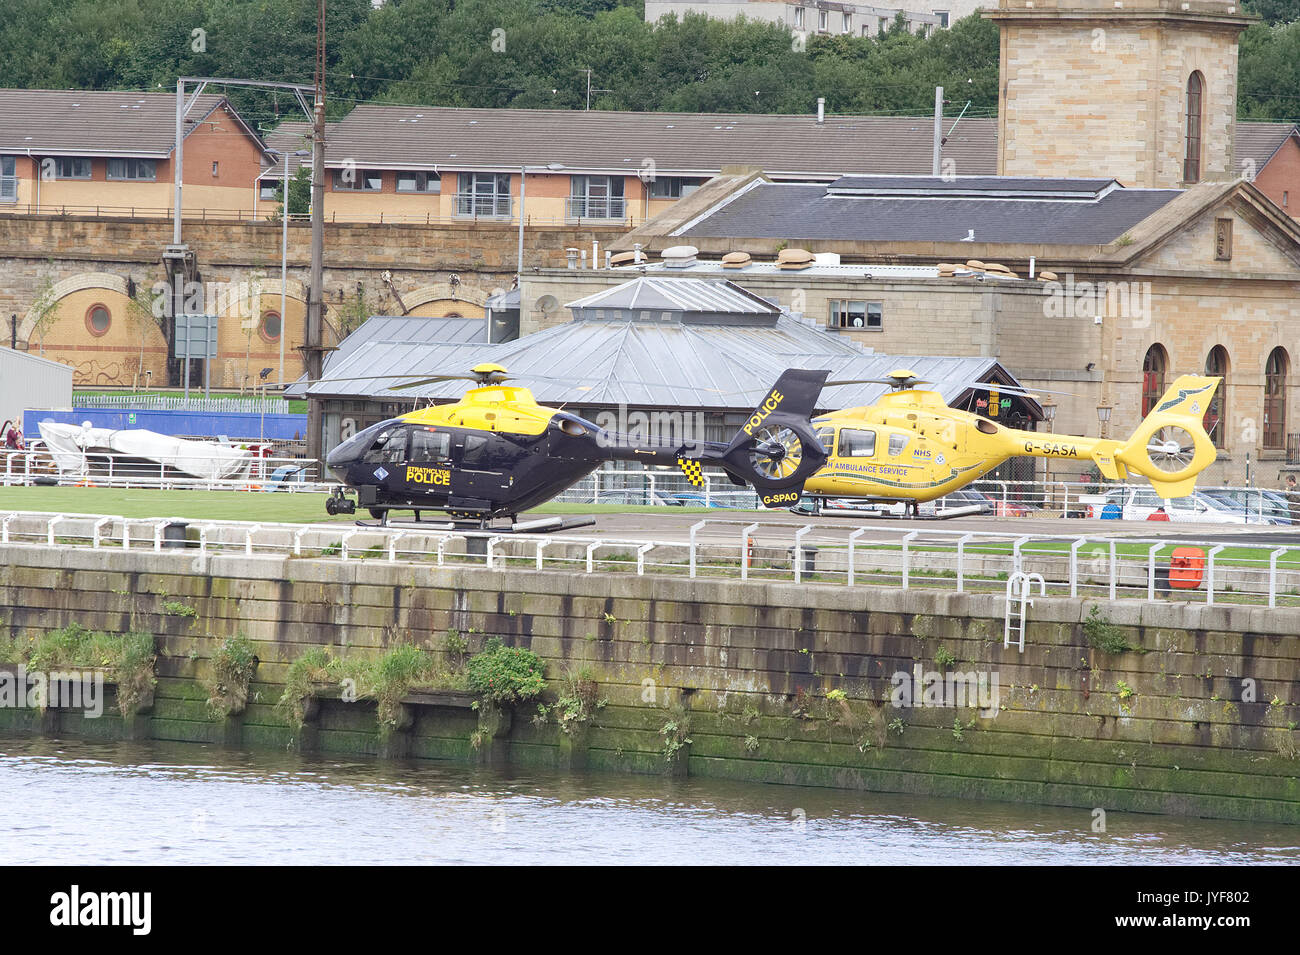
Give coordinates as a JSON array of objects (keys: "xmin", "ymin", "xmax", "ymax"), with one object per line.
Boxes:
[
  {"xmin": 565, "ymin": 276, "xmax": 780, "ymax": 317},
  {"xmin": 285, "ymin": 314, "xmax": 487, "ymax": 397},
  {"xmin": 307, "ymin": 278, "xmax": 1027, "ymax": 413},
  {"xmin": 1235, "ymin": 121, "xmax": 1300, "ymax": 171},
  {"xmin": 0, "ymin": 89, "xmax": 244, "ymax": 157},
  {"xmin": 674, "ymin": 179, "xmax": 1182, "ymax": 245},
  {"xmin": 312, "ymin": 105, "xmax": 998, "ymax": 178}
]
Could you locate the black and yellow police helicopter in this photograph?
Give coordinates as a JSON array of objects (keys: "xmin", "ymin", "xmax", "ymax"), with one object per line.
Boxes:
[
  {"xmin": 323, "ymin": 363, "xmax": 830, "ymax": 528},
  {"xmin": 786, "ymin": 368, "xmax": 1220, "ymax": 516}
]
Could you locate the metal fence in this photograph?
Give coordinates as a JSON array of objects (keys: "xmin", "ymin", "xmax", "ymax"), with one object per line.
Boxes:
[
  {"xmin": 2, "ymin": 443, "xmax": 322, "ymax": 491},
  {"xmin": 2, "ymin": 511, "xmax": 1297, "ymax": 609},
  {"xmin": 72, "ymin": 395, "xmax": 293, "ymax": 413}
]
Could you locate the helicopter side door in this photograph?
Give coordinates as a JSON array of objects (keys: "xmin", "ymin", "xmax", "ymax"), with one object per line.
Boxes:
[
  {"xmin": 452, "ymin": 433, "xmax": 513, "ymax": 497},
  {"xmin": 401, "ymin": 426, "xmax": 455, "ymax": 497}
]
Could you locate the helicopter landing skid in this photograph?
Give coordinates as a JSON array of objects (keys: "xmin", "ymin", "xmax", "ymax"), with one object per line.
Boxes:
[{"xmin": 354, "ymin": 514, "xmax": 597, "ymax": 534}]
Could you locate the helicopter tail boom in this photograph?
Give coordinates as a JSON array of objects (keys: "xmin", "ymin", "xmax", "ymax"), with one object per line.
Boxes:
[{"xmin": 703, "ymin": 368, "xmax": 831, "ymax": 507}]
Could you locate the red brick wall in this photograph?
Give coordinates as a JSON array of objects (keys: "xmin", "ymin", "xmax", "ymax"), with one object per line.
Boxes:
[{"xmin": 1254, "ymin": 136, "xmax": 1300, "ymax": 219}]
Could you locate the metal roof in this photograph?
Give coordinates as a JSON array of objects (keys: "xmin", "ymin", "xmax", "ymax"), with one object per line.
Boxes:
[
  {"xmin": 0, "ymin": 89, "xmax": 243, "ymax": 157},
  {"xmin": 674, "ymin": 180, "xmax": 1183, "ymax": 245},
  {"xmin": 306, "ymin": 285, "xmax": 1029, "ymax": 414},
  {"xmin": 615, "ymin": 261, "xmax": 1024, "ymax": 281},
  {"xmin": 565, "ymin": 277, "xmax": 780, "ymax": 316},
  {"xmin": 285, "ymin": 315, "xmax": 487, "ymax": 397}
]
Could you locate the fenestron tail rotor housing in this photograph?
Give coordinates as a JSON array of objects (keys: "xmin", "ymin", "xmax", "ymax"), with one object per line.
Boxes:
[{"xmin": 749, "ymin": 425, "xmax": 803, "ymax": 480}]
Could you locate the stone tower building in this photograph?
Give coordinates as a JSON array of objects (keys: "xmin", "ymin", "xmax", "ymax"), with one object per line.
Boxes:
[{"xmin": 986, "ymin": 0, "xmax": 1255, "ymax": 188}]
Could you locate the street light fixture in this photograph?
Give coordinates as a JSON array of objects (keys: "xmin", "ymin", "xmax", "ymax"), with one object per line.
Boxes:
[
  {"xmin": 265, "ymin": 147, "xmax": 310, "ymax": 387},
  {"xmin": 518, "ymin": 163, "xmax": 565, "ymax": 280},
  {"xmin": 1096, "ymin": 404, "xmax": 1112, "ymax": 439}
]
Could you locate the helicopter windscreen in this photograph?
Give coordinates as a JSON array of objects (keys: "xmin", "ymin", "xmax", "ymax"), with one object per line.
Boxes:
[{"xmin": 362, "ymin": 427, "xmax": 408, "ymax": 464}]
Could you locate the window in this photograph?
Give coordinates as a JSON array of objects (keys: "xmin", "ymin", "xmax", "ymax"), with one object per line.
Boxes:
[
  {"xmin": 362, "ymin": 427, "xmax": 407, "ymax": 465},
  {"xmin": 829, "ymin": 300, "xmax": 883, "ymax": 330},
  {"xmin": 887, "ymin": 433, "xmax": 909, "ymax": 457},
  {"xmin": 647, "ymin": 176, "xmax": 705, "ymax": 199},
  {"xmin": 815, "ymin": 426, "xmax": 836, "ymax": 456},
  {"xmin": 861, "ymin": 24, "xmax": 870, "ymax": 36},
  {"xmin": 461, "ymin": 434, "xmax": 490, "ymax": 469},
  {"xmin": 1141, "ymin": 344, "xmax": 1167, "ymax": 416},
  {"xmin": 0, "ymin": 156, "xmax": 14, "ymax": 201},
  {"xmin": 211, "ymin": 161, "xmax": 219, "ymax": 177},
  {"xmin": 396, "ymin": 171, "xmax": 441, "ymax": 193},
  {"xmin": 1284, "ymin": 190, "xmax": 1290, "ymax": 209},
  {"xmin": 839, "ymin": 429, "xmax": 876, "ymax": 457},
  {"xmin": 1204, "ymin": 345, "xmax": 1228, "ymax": 448},
  {"xmin": 1185, "ymin": 71, "xmax": 1204, "ymax": 183},
  {"xmin": 333, "ymin": 169, "xmax": 382, "ymax": 191},
  {"xmin": 818, "ymin": 9, "xmax": 828, "ymax": 31},
  {"xmin": 935, "ymin": 10, "xmax": 950, "ymax": 27},
  {"xmin": 878, "ymin": 16, "xmax": 889, "ymax": 34},
  {"xmin": 259, "ymin": 180, "xmax": 279, "ymax": 201},
  {"xmin": 107, "ymin": 158, "xmax": 156, "ymax": 181},
  {"xmin": 568, "ymin": 175, "xmax": 626, "ymax": 220},
  {"xmin": 410, "ymin": 427, "xmax": 452, "ymax": 462},
  {"xmin": 456, "ymin": 172, "xmax": 512, "ymax": 217},
  {"xmin": 1264, "ymin": 347, "xmax": 1288, "ymax": 449},
  {"xmin": 85, "ymin": 304, "xmax": 111, "ymax": 337},
  {"xmin": 794, "ymin": 7, "xmax": 805, "ymax": 29},
  {"xmin": 842, "ymin": 12, "xmax": 851, "ymax": 32},
  {"xmin": 52, "ymin": 157, "xmax": 91, "ymax": 179},
  {"xmin": 259, "ymin": 311, "xmax": 281, "ymax": 343}
]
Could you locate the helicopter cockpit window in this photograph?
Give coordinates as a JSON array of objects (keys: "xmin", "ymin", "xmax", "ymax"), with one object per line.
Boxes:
[
  {"xmin": 461, "ymin": 434, "xmax": 490, "ymax": 469},
  {"xmin": 409, "ymin": 427, "xmax": 451, "ymax": 463},
  {"xmin": 362, "ymin": 428, "xmax": 408, "ymax": 464},
  {"xmin": 839, "ymin": 428, "xmax": 876, "ymax": 457},
  {"xmin": 887, "ymin": 434, "xmax": 909, "ymax": 457}
]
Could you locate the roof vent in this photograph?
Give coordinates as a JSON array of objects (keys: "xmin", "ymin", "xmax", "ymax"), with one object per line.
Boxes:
[
  {"xmin": 813, "ymin": 252, "xmax": 840, "ymax": 266},
  {"xmin": 661, "ymin": 245, "xmax": 699, "ymax": 269},
  {"xmin": 609, "ymin": 251, "xmax": 639, "ymax": 267},
  {"xmin": 721, "ymin": 251, "xmax": 752, "ymax": 269},
  {"xmin": 777, "ymin": 248, "xmax": 814, "ymax": 271}
]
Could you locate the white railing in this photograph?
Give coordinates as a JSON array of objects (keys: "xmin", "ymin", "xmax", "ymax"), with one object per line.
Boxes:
[
  {"xmin": 3, "ymin": 511, "xmax": 1297, "ymax": 609},
  {"xmin": 2, "ymin": 446, "xmax": 321, "ymax": 491},
  {"xmin": 72, "ymin": 395, "xmax": 293, "ymax": 413}
]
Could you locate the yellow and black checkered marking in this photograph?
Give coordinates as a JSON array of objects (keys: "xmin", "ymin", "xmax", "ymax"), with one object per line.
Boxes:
[{"xmin": 677, "ymin": 457, "xmax": 704, "ymax": 487}]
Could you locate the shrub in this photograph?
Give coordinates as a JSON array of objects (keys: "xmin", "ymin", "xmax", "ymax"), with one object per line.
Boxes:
[
  {"xmin": 466, "ymin": 637, "xmax": 546, "ymax": 705},
  {"xmin": 1083, "ymin": 606, "xmax": 1131, "ymax": 654},
  {"xmin": 23, "ymin": 624, "xmax": 156, "ymax": 716},
  {"xmin": 277, "ymin": 646, "xmax": 334, "ymax": 730},
  {"xmin": 206, "ymin": 634, "xmax": 258, "ymax": 718}
]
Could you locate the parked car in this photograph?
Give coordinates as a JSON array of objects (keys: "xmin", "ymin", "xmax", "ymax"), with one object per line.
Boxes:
[
  {"xmin": 1085, "ymin": 486, "xmax": 1260, "ymax": 524},
  {"xmin": 1200, "ymin": 488, "xmax": 1292, "ymax": 525}
]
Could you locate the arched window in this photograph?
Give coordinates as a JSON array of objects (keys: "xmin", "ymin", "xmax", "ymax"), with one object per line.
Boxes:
[
  {"xmin": 1185, "ymin": 72, "xmax": 1204, "ymax": 183},
  {"xmin": 1204, "ymin": 345, "xmax": 1229, "ymax": 448},
  {"xmin": 1142, "ymin": 344, "xmax": 1168, "ymax": 416},
  {"xmin": 1264, "ymin": 346, "xmax": 1289, "ymax": 449},
  {"xmin": 259, "ymin": 310, "xmax": 282, "ymax": 343}
]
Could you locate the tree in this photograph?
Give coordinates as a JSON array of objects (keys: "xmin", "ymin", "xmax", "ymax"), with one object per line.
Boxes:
[{"xmin": 28, "ymin": 274, "xmax": 61, "ymax": 355}]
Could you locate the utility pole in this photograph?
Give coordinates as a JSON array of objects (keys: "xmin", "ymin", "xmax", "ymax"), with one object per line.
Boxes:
[
  {"xmin": 932, "ymin": 86, "xmax": 943, "ymax": 176},
  {"xmin": 305, "ymin": 0, "xmax": 327, "ymax": 469}
]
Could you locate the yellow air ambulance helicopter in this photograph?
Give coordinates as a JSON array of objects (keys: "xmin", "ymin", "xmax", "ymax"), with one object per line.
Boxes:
[{"xmin": 789, "ymin": 370, "xmax": 1220, "ymax": 516}]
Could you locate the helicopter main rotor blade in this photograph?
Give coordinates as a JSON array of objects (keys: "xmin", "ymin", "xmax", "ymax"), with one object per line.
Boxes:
[
  {"xmin": 824, "ymin": 377, "xmax": 934, "ymax": 388},
  {"xmin": 960, "ymin": 381, "xmax": 1082, "ymax": 399}
]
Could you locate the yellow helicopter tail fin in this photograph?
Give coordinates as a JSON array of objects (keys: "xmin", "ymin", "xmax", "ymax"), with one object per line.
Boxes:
[{"xmin": 1114, "ymin": 375, "xmax": 1221, "ymax": 498}]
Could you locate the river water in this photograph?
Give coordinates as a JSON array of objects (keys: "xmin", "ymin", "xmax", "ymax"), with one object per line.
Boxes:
[{"xmin": 1, "ymin": 736, "xmax": 1296, "ymax": 865}]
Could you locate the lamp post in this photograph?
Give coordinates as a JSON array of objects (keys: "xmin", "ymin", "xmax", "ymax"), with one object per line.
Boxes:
[
  {"xmin": 1097, "ymin": 404, "xmax": 1112, "ymax": 439},
  {"xmin": 517, "ymin": 163, "xmax": 565, "ymax": 281},
  {"xmin": 1041, "ymin": 399, "xmax": 1057, "ymax": 487},
  {"xmin": 265, "ymin": 147, "xmax": 310, "ymax": 387}
]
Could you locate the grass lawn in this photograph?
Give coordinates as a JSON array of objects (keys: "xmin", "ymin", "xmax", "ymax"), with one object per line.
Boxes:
[{"xmin": 0, "ymin": 486, "xmax": 725, "ymax": 523}]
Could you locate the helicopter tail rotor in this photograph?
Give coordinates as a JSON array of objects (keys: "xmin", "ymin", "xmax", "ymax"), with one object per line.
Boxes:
[
  {"xmin": 684, "ymin": 368, "xmax": 830, "ymax": 507},
  {"xmin": 1114, "ymin": 374, "xmax": 1221, "ymax": 498}
]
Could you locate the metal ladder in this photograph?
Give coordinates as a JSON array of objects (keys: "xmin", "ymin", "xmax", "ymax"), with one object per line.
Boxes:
[{"xmin": 1004, "ymin": 572, "xmax": 1045, "ymax": 652}]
